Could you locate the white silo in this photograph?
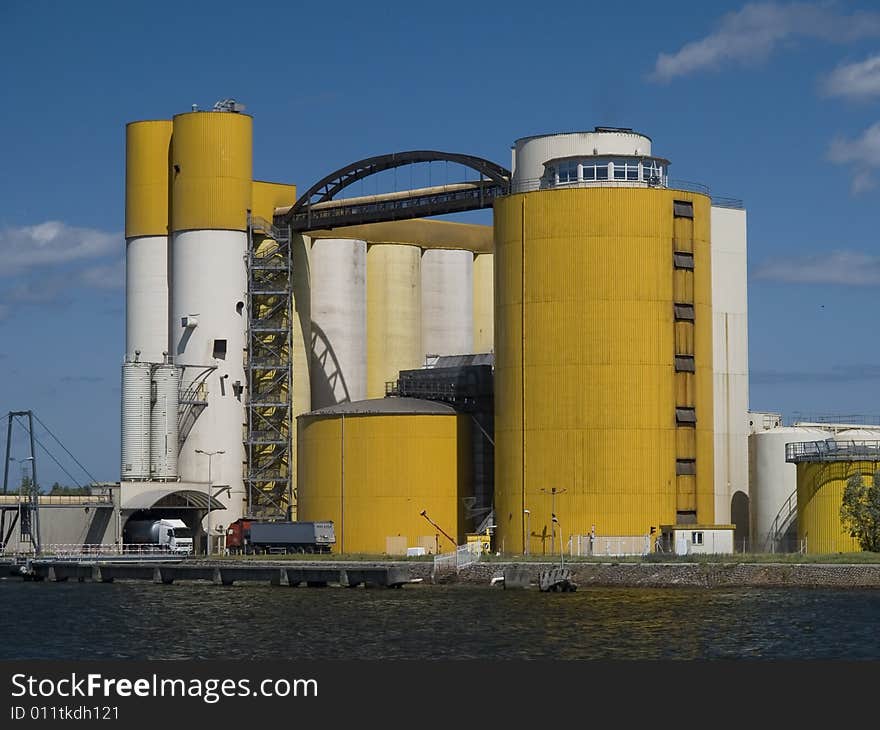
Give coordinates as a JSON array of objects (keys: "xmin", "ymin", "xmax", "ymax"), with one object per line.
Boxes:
[
  {"xmin": 121, "ymin": 361, "xmax": 152, "ymax": 481},
  {"xmin": 833, "ymin": 428, "xmax": 880, "ymax": 440},
  {"xmin": 150, "ymin": 363, "xmax": 180, "ymax": 480},
  {"xmin": 170, "ymin": 109, "xmax": 252, "ymax": 533},
  {"xmin": 421, "ymin": 249, "xmax": 473, "ymax": 360},
  {"xmin": 711, "ymin": 205, "xmax": 749, "ymax": 525},
  {"xmin": 750, "ymin": 426, "xmax": 830, "ymax": 550},
  {"xmin": 310, "ymin": 238, "xmax": 367, "ymax": 408}
]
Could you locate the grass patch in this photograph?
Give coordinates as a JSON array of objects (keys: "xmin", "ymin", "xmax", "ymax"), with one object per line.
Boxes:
[
  {"xmin": 196, "ymin": 551, "xmax": 880, "ymax": 564},
  {"xmin": 204, "ymin": 552, "xmax": 435, "ymax": 562},
  {"xmin": 477, "ymin": 552, "xmax": 880, "ymax": 564}
]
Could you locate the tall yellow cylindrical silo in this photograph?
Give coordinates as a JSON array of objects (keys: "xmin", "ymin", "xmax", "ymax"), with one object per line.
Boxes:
[
  {"xmin": 170, "ymin": 110, "xmax": 252, "ymax": 535},
  {"xmin": 366, "ymin": 243, "xmax": 422, "ymax": 397},
  {"xmin": 494, "ymin": 184, "xmax": 714, "ymax": 554}
]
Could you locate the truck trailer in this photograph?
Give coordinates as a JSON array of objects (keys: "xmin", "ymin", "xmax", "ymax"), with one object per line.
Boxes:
[{"xmin": 226, "ymin": 520, "xmax": 336, "ymax": 554}]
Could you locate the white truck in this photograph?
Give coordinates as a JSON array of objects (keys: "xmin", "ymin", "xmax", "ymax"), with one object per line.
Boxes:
[{"xmin": 124, "ymin": 518, "xmax": 193, "ymax": 555}]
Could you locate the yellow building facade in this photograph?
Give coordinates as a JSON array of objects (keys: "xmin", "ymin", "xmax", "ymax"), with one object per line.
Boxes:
[{"xmin": 494, "ymin": 187, "xmax": 714, "ymax": 554}]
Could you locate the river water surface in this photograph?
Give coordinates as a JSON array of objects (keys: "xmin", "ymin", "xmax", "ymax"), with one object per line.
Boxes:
[{"xmin": 2, "ymin": 580, "xmax": 879, "ymax": 660}]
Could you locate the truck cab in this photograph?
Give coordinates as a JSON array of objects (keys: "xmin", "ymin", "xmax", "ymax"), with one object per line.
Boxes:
[{"xmin": 161, "ymin": 519, "xmax": 193, "ymax": 555}]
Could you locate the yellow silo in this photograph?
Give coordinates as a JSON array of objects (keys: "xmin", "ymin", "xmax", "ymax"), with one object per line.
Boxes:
[
  {"xmin": 495, "ymin": 170, "xmax": 714, "ymax": 554},
  {"xmin": 171, "ymin": 111, "xmax": 253, "ymax": 232},
  {"xmin": 795, "ymin": 460, "xmax": 872, "ymax": 554},
  {"xmin": 297, "ymin": 398, "xmax": 473, "ymax": 554},
  {"xmin": 366, "ymin": 244, "xmax": 422, "ymax": 398},
  {"xmin": 473, "ymin": 252, "xmax": 494, "ymax": 353}
]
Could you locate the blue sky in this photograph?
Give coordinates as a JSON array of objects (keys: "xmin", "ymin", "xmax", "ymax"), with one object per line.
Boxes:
[{"xmin": 3, "ymin": 0, "xmax": 880, "ymax": 485}]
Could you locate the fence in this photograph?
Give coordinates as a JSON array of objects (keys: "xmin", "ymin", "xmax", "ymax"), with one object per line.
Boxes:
[
  {"xmin": 570, "ymin": 535, "xmax": 651, "ymax": 557},
  {"xmin": 432, "ymin": 543, "xmax": 482, "ymax": 579},
  {"xmin": 41, "ymin": 544, "xmax": 176, "ymax": 558}
]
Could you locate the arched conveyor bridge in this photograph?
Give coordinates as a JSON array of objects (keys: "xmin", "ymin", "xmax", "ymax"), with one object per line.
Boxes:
[{"xmin": 278, "ymin": 151, "xmax": 511, "ymax": 232}]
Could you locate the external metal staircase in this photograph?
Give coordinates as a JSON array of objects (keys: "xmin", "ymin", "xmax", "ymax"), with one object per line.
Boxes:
[{"xmin": 245, "ymin": 215, "xmax": 293, "ymax": 519}]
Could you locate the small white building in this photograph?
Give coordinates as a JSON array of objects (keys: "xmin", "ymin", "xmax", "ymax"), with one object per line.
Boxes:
[{"xmin": 660, "ymin": 525, "xmax": 735, "ymax": 556}]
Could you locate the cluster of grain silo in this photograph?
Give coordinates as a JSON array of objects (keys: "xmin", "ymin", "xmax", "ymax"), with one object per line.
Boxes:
[
  {"xmin": 122, "ymin": 104, "xmax": 494, "ymax": 551},
  {"xmin": 122, "ymin": 108, "xmax": 271, "ymax": 545},
  {"xmin": 122, "ymin": 110, "xmax": 764, "ymax": 556}
]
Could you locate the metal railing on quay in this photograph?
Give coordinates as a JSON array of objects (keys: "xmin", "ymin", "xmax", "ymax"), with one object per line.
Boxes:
[
  {"xmin": 432, "ymin": 543, "xmax": 482, "ymax": 579},
  {"xmin": 570, "ymin": 534, "xmax": 651, "ymax": 557},
  {"xmin": 39, "ymin": 544, "xmax": 181, "ymax": 558},
  {"xmin": 0, "ymin": 494, "xmax": 113, "ymax": 506}
]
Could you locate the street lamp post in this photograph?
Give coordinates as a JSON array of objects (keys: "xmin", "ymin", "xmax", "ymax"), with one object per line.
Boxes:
[
  {"xmin": 540, "ymin": 487, "xmax": 566, "ymax": 555},
  {"xmin": 523, "ymin": 509, "xmax": 530, "ymax": 556},
  {"xmin": 553, "ymin": 513, "xmax": 564, "ymax": 568},
  {"xmin": 195, "ymin": 449, "xmax": 224, "ymax": 556}
]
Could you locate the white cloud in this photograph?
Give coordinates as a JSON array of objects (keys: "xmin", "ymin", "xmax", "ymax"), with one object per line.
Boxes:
[
  {"xmin": 851, "ymin": 169, "xmax": 877, "ymax": 194},
  {"xmin": 828, "ymin": 122, "xmax": 880, "ymax": 165},
  {"xmin": 651, "ymin": 2, "xmax": 880, "ymax": 82},
  {"xmin": 79, "ymin": 259, "xmax": 124, "ymax": 290},
  {"xmin": 754, "ymin": 250, "xmax": 880, "ymax": 285},
  {"xmin": 827, "ymin": 122, "xmax": 880, "ymax": 192},
  {"xmin": 0, "ymin": 221, "xmax": 122, "ymax": 317},
  {"xmin": 0, "ymin": 221, "xmax": 120, "ymax": 277},
  {"xmin": 822, "ymin": 54, "xmax": 880, "ymax": 100}
]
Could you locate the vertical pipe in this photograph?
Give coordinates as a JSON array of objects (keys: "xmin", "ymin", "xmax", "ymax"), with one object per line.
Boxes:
[
  {"xmin": 2, "ymin": 413, "xmax": 11, "ymax": 495},
  {"xmin": 26, "ymin": 411, "xmax": 40, "ymax": 554},
  {"xmin": 340, "ymin": 413, "xmax": 345, "ymax": 554}
]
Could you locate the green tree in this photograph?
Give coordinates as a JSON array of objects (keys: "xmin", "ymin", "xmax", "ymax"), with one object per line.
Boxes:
[
  {"xmin": 840, "ymin": 471, "xmax": 880, "ymax": 552},
  {"xmin": 48, "ymin": 483, "xmax": 91, "ymax": 496}
]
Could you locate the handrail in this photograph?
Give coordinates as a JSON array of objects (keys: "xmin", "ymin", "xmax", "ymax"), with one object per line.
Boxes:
[
  {"xmin": 765, "ymin": 489, "xmax": 798, "ymax": 552},
  {"xmin": 508, "ymin": 176, "xmax": 743, "ymax": 209},
  {"xmin": 785, "ymin": 439, "xmax": 880, "ymax": 463}
]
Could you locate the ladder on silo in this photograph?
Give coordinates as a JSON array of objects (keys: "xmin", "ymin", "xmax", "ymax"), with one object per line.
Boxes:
[{"xmin": 244, "ymin": 214, "xmax": 293, "ymax": 520}]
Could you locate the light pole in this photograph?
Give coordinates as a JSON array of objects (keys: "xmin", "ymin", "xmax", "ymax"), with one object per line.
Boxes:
[
  {"xmin": 11, "ymin": 457, "xmax": 34, "ymax": 553},
  {"xmin": 540, "ymin": 487, "xmax": 566, "ymax": 555},
  {"xmin": 552, "ymin": 513, "xmax": 563, "ymax": 568},
  {"xmin": 195, "ymin": 449, "xmax": 224, "ymax": 556},
  {"xmin": 523, "ymin": 509, "xmax": 531, "ymax": 556}
]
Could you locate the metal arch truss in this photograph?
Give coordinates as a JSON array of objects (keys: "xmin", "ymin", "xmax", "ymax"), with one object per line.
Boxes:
[
  {"xmin": 282, "ymin": 151, "xmax": 511, "ymax": 232},
  {"xmin": 245, "ymin": 215, "xmax": 293, "ymax": 520}
]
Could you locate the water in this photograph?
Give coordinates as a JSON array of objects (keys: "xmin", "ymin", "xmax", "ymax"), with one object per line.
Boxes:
[{"xmin": 3, "ymin": 580, "xmax": 880, "ymax": 660}]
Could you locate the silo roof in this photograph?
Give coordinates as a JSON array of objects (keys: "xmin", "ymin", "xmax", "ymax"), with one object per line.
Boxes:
[{"xmin": 300, "ymin": 397, "xmax": 457, "ymax": 418}]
